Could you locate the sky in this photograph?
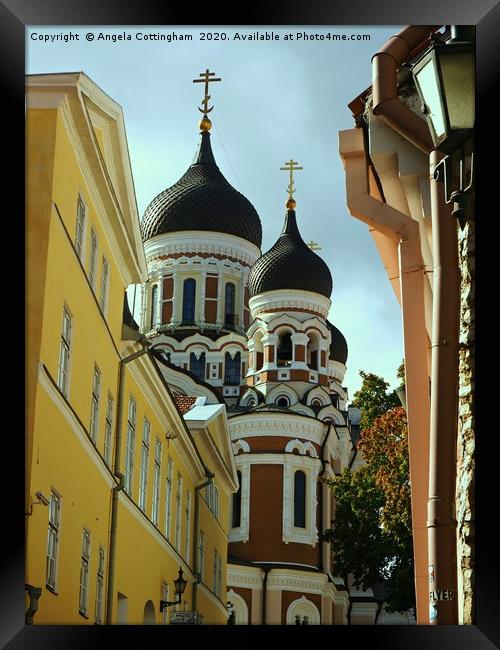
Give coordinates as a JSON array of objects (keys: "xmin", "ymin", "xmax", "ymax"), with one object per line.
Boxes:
[{"xmin": 27, "ymin": 25, "xmax": 405, "ymax": 398}]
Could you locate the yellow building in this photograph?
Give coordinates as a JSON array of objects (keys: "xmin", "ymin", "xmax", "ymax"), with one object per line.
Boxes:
[{"xmin": 26, "ymin": 72, "xmax": 237, "ymax": 625}]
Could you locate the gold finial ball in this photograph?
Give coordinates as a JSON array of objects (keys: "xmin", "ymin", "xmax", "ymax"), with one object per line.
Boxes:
[
  {"xmin": 199, "ymin": 116, "xmax": 212, "ymax": 132},
  {"xmin": 286, "ymin": 197, "xmax": 296, "ymax": 210}
]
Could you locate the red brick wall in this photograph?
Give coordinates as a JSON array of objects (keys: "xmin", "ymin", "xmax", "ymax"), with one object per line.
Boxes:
[
  {"xmin": 205, "ymin": 276, "xmax": 218, "ymax": 298},
  {"xmin": 295, "ymin": 345, "xmax": 305, "ymax": 362},
  {"xmin": 230, "ymin": 586, "xmax": 252, "ymax": 624},
  {"xmin": 162, "ymin": 301, "xmax": 172, "ymax": 323},
  {"xmin": 163, "ymin": 276, "xmax": 173, "ymax": 299},
  {"xmin": 205, "ymin": 300, "xmax": 217, "ymax": 322}
]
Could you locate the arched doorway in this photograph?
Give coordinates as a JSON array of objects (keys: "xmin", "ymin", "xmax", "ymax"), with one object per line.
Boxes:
[{"xmin": 143, "ymin": 600, "xmax": 156, "ymax": 624}]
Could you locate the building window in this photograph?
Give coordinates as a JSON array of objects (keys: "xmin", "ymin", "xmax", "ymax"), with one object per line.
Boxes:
[
  {"xmin": 277, "ymin": 396, "xmax": 290, "ymax": 408},
  {"xmin": 79, "ymin": 529, "xmax": 91, "ymax": 615},
  {"xmin": 99, "ymin": 256, "xmax": 109, "ymax": 313},
  {"xmin": 185, "ymin": 492, "xmax": 191, "ymax": 563},
  {"xmin": 190, "ymin": 352, "xmax": 206, "ymax": 381},
  {"xmin": 277, "ymin": 332, "xmax": 293, "ymax": 366},
  {"xmin": 294, "ymin": 471, "xmax": 306, "ymax": 528},
  {"xmin": 75, "ymin": 195, "xmax": 86, "ymax": 260},
  {"xmin": 88, "ymin": 228, "xmax": 98, "ymax": 290},
  {"xmin": 197, "ymin": 530, "xmax": 205, "ymax": 581},
  {"xmin": 165, "ymin": 458, "xmax": 173, "ymax": 539},
  {"xmin": 205, "ymin": 482, "xmax": 219, "ymax": 520},
  {"xmin": 124, "ymin": 397, "xmax": 136, "ymax": 495},
  {"xmin": 175, "ymin": 473, "xmax": 183, "ymax": 550},
  {"xmin": 232, "ymin": 471, "xmax": 242, "ymax": 528},
  {"xmin": 104, "ymin": 393, "xmax": 114, "ymax": 467},
  {"xmin": 224, "ymin": 352, "xmax": 241, "ymax": 385},
  {"xmin": 95, "ymin": 547, "xmax": 105, "ymax": 624},
  {"xmin": 213, "ymin": 549, "xmax": 222, "ymax": 597},
  {"xmin": 89, "ymin": 364, "xmax": 101, "ymax": 443},
  {"xmin": 182, "ymin": 278, "xmax": 196, "ymax": 324},
  {"xmin": 57, "ymin": 307, "xmax": 72, "ymax": 398},
  {"xmin": 152, "ymin": 439, "xmax": 162, "ymax": 526},
  {"xmin": 150, "ymin": 285, "xmax": 159, "ymax": 329},
  {"xmin": 46, "ymin": 491, "xmax": 61, "ymax": 590},
  {"xmin": 138, "ymin": 419, "xmax": 151, "ymax": 512},
  {"xmin": 224, "ymin": 282, "xmax": 236, "ymax": 328}
]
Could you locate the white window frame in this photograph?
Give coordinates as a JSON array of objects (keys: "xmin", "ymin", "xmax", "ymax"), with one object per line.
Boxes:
[
  {"xmin": 205, "ymin": 482, "xmax": 219, "ymax": 520},
  {"xmin": 198, "ymin": 530, "xmax": 205, "ymax": 581},
  {"xmin": 88, "ymin": 227, "xmax": 98, "ymax": 290},
  {"xmin": 75, "ymin": 194, "xmax": 86, "ymax": 261},
  {"xmin": 95, "ymin": 546, "xmax": 105, "ymax": 624},
  {"xmin": 162, "ymin": 583, "xmax": 169, "ymax": 625},
  {"xmin": 165, "ymin": 458, "xmax": 173, "ymax": 539},
  {"xmin": 138, "ymin": 419, "xmax": 151, "ymax": 512},
  {"xmin": 175, "ymin": 473, "xmax": 183, "ymax": 550},
  {"xmin": 57, "ymin": 306, "xmax": 72, "ymax": 398},
  {"xmin": 151, "ymin": 438, "xmax": 162, "ymax": 525},
  {"xmin": 104, "ymin": 393, "xmax": 114, "ymax": 466},
  {"xmin": 124, "ymin": 397, "xmax": 136, "ymax": 495},
  {"xmin": 99, "ymin": 256, "xmax": 109, "ymax": 314},
  {"xmin": 46, "ymin": 490, "xmax": 61, "ymax": 590},
  {"xmin": 282, "ymin": 455, "xmax": 322, "ymax": 546},
  {"xmin": 89, "ymin": 364, "xmax": 101, "ymax": 443},
  {"xmin": 229, "ymin": 459, "xmax": 251, "ymax": 543},
  {"xmin": 79, "ymin": 529, "xmax": 91, "ymax": 616}
]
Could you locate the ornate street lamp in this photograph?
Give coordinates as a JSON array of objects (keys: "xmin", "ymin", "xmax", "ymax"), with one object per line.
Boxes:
[
  {"xmin": 159, "ymin": 567, "xmax": 188, "ymax": 612},
  {"xmin": 412, "ymin": 26, "xmax": 474, "ymax": 154},
  {"xmin": 411, "ymin": 26, "xmax": 475, "ymax": 229}
]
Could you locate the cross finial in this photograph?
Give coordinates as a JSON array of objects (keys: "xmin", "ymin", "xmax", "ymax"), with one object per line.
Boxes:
[
  {"xmin": 193, "ymin": 68, "xmax": 222, "ymax": 115},
  {"xmin": 280, "ymin": 159, "xmax": 303, "ymax": 209},
  {"xmin": 307, "ymin": 241, "xmax": 322, "ymax": 251}
]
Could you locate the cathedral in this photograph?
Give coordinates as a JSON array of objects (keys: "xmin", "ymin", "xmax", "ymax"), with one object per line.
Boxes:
[{"xmin": 136, "ymin": 70, "xmax": 369, "ymax": 625}]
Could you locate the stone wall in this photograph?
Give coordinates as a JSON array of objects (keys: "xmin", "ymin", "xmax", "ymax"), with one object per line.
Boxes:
[{"xmin": 456, "ymin": 220, "xmax": 475, "ymax": 624}]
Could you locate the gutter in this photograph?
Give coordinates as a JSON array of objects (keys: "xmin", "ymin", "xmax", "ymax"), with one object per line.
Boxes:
[
  {"xmin": 105, "ymin": 338, "xmax": 151, "ymax": 624},
  {"xmin": 372, "ymin": 25, "xmax": 437, "ymax": 154},
  {"xmin": 192, "ymin": 470, "xmax": 215, "ymax": 615},
  {"xmin": 262, "ymin": 567, "xmax": 271, "ymax": 625},
  {"xmin": 318, "ymin": 419, "xmax": 335, "ymax": 572}
]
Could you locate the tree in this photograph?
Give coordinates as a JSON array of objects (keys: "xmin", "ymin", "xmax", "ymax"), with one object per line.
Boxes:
[
  {"xmin": 322, "ymin": 405, "xmax": 415, "ymax": 615},
  {"xmin": 350, "ymin": 371, "xmax": 400, "ymax": 431}
]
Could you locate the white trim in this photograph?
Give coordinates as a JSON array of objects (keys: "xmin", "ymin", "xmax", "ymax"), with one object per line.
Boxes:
[
  {"xmin": 265, "ymin": 384, "xmax": 299, "ymax": 406},
  {"xmin": 285, "ymin": 595, "xmax": 321, "ymax": 625},
  {"xmin": 229, "ymin": 414, "xmax": 324, "ymax": 445},
  {"xmin": 282, "ymin": 456, "xmax": 321, "ymax": 546},
  {"xmin": 249, "ymin": 290, "xmax": 331, "ymax": 319},
  {"xmin": 226, "ymin": 589, "xmax": 249, "ymax": 625},
  {"xmin": 229, "ymin": 461, "xmax": 250, "ymax": 543}
]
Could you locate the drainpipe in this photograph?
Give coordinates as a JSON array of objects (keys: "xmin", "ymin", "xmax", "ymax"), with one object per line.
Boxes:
[
  {"xmin": 262, "ymin": 567, "xmax": 271, "ymax": 625},
  {"xmin": 427, "ymin": 150, "xmax": 459, "ymax": 624},
  {"xmin": 372, "ymin": 25, "xmax": 437, "ymax": 154},
  {"xmin": 192, "ymin": 470, "xmax": 214, "ymax": 615},
  {"xmin": 105, "ymin": 338, "xmax": 151, "ymax": 624},
  {"xmin": 339, "ymin": 127, "xmax": 431, "ymax": 623},
  {"xmin": 318, "ymin": 419, "xmax": 335, "ymax": 572}
]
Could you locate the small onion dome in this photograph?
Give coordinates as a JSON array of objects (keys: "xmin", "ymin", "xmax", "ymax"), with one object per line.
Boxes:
[
  {"xmin": 326, "ymin": 320, "xmax": 348, "ymax": 364},
  {"xmin": 140, "ymin": 131, "xmax": 262, "ymax": 247},
  {"xmin": 248, "ymin": 209, "xmax": 333, "ymax": 298}
]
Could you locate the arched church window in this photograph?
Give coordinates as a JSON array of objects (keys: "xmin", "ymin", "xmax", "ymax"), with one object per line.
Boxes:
[
  {"xmin": 224, "ymin": 352, "xmax": 241, "ymax": 385},
  {"xmin": 277, "ymin": 332, "xmax": 293, "ymax": 366},
  {"xmin": 190, "ymin": 352, "xmax": 206, "ymax": 380},
  {"xmin": 182, "ymin": 279, "xmax": 196, "ymax": 324},
  {"xmin": 294, "ymin": 470, "xmax": 306, "ymax": 528},
  {"xmin": 277, "ymin": 396, "xmax": 290, "ymax": 408},
  {"xmin": 225, "ymin": 283, "xmax": 236, "ymax": 329},
  {"xmin": 150, "ymin": 285, "xmax": 159, "ymax": 329},
  {"xmin": 232, "ymin": 471, "xmax": 242, "ymax": 528},
  {"xmin": 311, "ymin": 399, "xmax": 322, "ymax": 408},
  {"xmin": 247, "ymin": 399, "xmax": 256, "ymax": 408}
]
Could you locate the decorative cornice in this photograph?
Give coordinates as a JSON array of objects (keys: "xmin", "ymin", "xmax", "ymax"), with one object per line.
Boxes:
[{"xmin": 249, "ymin": 290, "xmax": 331, "ymax": 320}]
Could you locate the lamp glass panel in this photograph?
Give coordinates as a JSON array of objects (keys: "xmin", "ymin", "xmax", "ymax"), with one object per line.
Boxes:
[
  {"xmin": 415, "ymin": 57, "xmax": 446, "ymax": 140},
  {"xmin": 439, "ymin": 51, "xmax": 475, "ymax": 130}
]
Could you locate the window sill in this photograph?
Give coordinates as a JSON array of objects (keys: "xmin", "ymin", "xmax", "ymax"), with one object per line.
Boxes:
[
  {"xmin": 45, "ymin": 584, "xmax": 58, "ymax": 595},
  {"xmin": 79, "ymin": 610, "xmax": 89, "ymax": 619}
]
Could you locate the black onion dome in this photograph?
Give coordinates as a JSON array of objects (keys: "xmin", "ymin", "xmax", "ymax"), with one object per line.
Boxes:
[
  {"xmin": 140, "ymin": 131, "xmax": 262, "ymax": 247},
  {"xmin": 326, "ymin": 320, "xmax": 348, "ymax": 364},
  {"xmin": 248, "ymin": 209, "xmax": 332, "ymax": 298}
]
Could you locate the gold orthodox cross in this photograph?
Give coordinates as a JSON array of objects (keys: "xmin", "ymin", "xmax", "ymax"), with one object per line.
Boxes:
[
  {"xmin": 280, "ymin": 159, "xmax": 303, "ymax": 200},
  {"xmin": 193, "ymin": 69, "xmax": 221, "ymax": 114},
  {"xmin": 307, "ymin": 241, "xmax": 322, "ymax": 251}
]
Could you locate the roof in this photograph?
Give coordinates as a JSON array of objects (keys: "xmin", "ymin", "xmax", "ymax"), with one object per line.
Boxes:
[
  {"xmin": 173, "ymin": 394, "xmax": 197, "ymax": 414},
  {"xmin": 326, "ymin": 320, "xmax": 348, "ymax": 364},
  {"xmin": 248, "ymin": 209, "xmax": 333, "ymax": 299},
  {"xmin": 183, "ymin": 403, "xmax": 226, "ymax": 428},
  {"xmin": 140, "ymin": 131, "xmax": 262, "ymax": 247}
]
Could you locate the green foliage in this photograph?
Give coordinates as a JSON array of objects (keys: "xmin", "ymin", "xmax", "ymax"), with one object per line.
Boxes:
[
  {"xmin": 351, "ymin": 371, "xmax": 400, "ymax": 431},
  {"xmin": 397, "ymin": 359, "xmax": 406, "ymax": 386},
  {"xmin": 321, "ymin": 405, "xmax": 415, "ymax": 615}
]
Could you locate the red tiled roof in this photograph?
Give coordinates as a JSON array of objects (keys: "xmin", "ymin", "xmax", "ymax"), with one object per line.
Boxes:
[{"xmin": 173, "ymin": 395, "xmax": 197, "ymax": 414}]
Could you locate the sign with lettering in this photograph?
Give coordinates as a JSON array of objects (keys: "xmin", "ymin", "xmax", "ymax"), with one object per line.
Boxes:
[
  {"xmin": 170, "ymin": 611, "xmax": 202, "ymax": 625},
  {"xmin": 429, "ymin": 589, "xmax": 455, "ymax": 602}
]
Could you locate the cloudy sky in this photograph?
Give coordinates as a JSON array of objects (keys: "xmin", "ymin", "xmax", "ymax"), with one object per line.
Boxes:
[{"xmin": 27, "ymin": 25, "xmax": 405, "ymax": 397}]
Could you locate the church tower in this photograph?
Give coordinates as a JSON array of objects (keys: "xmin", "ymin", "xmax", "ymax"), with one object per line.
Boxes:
[
  {"xmin": 225, "ymin": 164, "xmax": 353, "ymax": 625},
  {"xmin": 140, "ymin": 70, "xmax": 262, "ymax": 403}
]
